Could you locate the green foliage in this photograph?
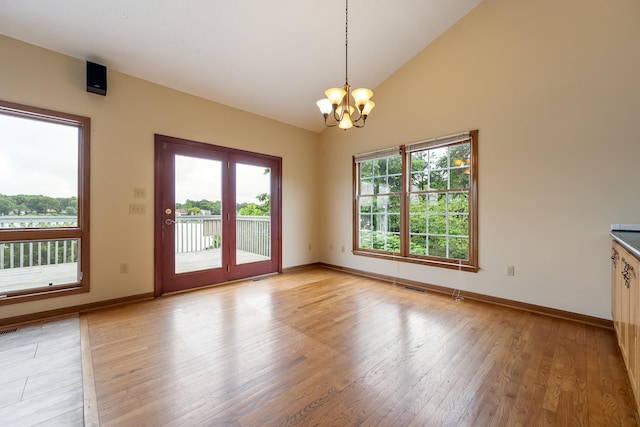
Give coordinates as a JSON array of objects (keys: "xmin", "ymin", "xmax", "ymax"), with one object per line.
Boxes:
[
  {"xmin": 357, "ymin": 142, "xmax": 472, "ymax": 261},
  {"xmin": 176, "ymin": 199, "xmax": 221, "ymax": 215},
  {"xmin": 359, "ymin": 156, "xmax": 402, "ymax": 195},
  {"xmin": 0, "ymin": 195, "xmax": 15, "ymax": 215},
  {"xmin": 410, "ymin": 143, "xmax": 470, "ymax": 191},
  {"xmin": 359, "ymin": 230, "xmax": 400, "ymax": 253},
  {"xmin": 0, "ymin": 194, "xmax": 77, "ymax": 215},
  {"xmin": 175, "ymin": 193, "xmax": 271, "ymax": 217},
  {"xmin": 187, "ymin": 206, "xmax": 202, "ymax": 215},
  {"xmin": 238, "ymin": 193, "xmax": 270, "ymax": 216},
  {"xmin": 205, "ymin": 235, "xmax": 222, "ymax": 250},
  {"xmin": 238, "ymin": 204, "xmax": 264, "ymax": 216}
]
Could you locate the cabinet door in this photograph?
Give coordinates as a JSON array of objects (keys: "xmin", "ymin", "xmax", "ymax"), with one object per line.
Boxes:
[
  {"xmin": 626, "ymin": 253, "xmax": 640, "ymax": 405},
  {"xmin": 621, "ymin": 255, "xmax": 631, "ymax": 359},
  {"xmin": 612, "ymin": 241, "xmax": 640, "ymax": 409},
  {"xmin": 614, "ymin": 242, "xmax": 628, "ymax": 354},
  {"xmin": 613, "ymin": 243, "xmax": 622, "ymax": 341}
]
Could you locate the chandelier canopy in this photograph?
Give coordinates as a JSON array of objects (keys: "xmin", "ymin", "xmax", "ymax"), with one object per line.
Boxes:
[{"xmin": 316, "ymin": 0, "xmax": 375, "ymax": 130}]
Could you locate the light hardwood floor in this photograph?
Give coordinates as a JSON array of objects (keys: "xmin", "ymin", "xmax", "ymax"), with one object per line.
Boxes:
[{"xmin": 78, "ymin": 267, "xmax": 639, "ymax": 426}]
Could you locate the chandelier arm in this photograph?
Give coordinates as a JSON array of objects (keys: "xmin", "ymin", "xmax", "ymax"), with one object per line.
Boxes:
[
  {"xmin": 324, "ymin": 118, "xmax": 338, "ymax": 128},
  {"xmin": 351, "ymin": 113, "xmax": 367, "ymax": 128},
  {"xmin": 323, "ymin": 112, "xmax": 339, "ymax": 127},
  {"xmin": 350, "ymin": 109, "xmax": 362, "ymax": 123},
  {"xmin": 332, "ymin": 107, "xmax": 344, "ymax": 123}
]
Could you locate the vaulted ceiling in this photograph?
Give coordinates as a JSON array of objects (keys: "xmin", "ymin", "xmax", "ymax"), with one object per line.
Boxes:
[{"xmin": 0, "ymin": 0, "xmax": 482, "ymax": 132}]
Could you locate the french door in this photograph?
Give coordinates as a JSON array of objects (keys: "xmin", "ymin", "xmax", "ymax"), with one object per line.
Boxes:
[{"xmin": 154, "ymin": 134, "xmax": 281, "ymax": 295}]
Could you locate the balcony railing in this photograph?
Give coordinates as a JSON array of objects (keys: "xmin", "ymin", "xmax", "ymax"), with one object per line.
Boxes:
[
  {"xmin": 0, "ymin": 215, "xmax": 271, "ymax": 270},
  {"xmin": 0, "ymin": 216, "xmax": 79, "ymax": 271},
  {"xmin": 0, "ymin": 215, "xmax": 78, "ymax": 228},
  {"xmin": 175, "ymin": 215, "xmax": 270, "ymax": 257}
]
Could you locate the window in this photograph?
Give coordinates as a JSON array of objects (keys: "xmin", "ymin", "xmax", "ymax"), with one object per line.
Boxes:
[
  {"xmin": 353, "ymin": 130, "xmax": 478, "ymax": 272},
  {"xmin": 0, "ymin": 100, "xmax": 90, "ymax": 304}
]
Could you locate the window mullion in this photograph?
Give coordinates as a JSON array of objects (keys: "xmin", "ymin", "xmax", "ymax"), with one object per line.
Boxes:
[{"xmin": 400, "ymin": 146, "xmax": 408, "ymax": 257}]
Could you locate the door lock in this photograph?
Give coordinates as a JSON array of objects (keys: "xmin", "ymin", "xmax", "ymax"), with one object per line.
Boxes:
[{"xmin": 165, "ymin": 208, "xmax": 172, "ymax": 215}]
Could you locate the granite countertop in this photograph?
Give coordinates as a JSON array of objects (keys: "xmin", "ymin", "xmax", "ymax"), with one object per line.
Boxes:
[{"xmin": 611, "ymin": 224, "xmax": 640, "ymax": 259}]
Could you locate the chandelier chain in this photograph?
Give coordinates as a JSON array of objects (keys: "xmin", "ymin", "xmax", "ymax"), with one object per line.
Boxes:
[{"xmin": 345, "ymin": 0, "xmax": 349, "ymax": 85}]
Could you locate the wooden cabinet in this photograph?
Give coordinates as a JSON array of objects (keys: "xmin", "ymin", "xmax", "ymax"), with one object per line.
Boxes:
[{"xmin": 612, "ymin": 240, "xmax": 640, "ymax": 408}]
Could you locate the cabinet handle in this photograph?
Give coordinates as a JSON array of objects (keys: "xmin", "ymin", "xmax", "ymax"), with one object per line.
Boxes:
[{"xmin": 623, "ymin": 261, "xmax": 631, "ymax": 288}]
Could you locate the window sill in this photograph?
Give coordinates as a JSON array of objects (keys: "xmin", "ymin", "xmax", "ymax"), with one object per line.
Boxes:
[
  {"xmin": 353, "ymin": 250, "xmax": 479, "ymax": 273},
  {"xmin": 0, "ymin": 284, "xmax": 88, "ymax": 306}
]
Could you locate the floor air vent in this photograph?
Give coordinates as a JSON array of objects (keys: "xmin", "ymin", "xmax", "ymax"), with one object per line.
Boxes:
[
  {"xmin": 252, "ymin": 277, "xmax": 269, "ymax": 282},
  {"xmin": 404, "ymin": 286, "xmax": 427, "ymax": 293},
  {"xmin": 0, "ymin": 328, "xmax": 18, "ymax": 335}
]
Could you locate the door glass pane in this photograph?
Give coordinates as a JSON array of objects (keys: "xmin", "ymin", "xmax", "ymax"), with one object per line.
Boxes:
[
  {"xmin": 236, "ymin": 164, "xmax": 271, "ymax": 265},
  {"xmin": 174, "ymin": 155, "xmax": 222, "ymax": 274}
]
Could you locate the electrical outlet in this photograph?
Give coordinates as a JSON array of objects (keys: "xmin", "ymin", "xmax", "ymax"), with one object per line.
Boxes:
[
  {"xmin": 120, "ymin": 263, "xmax": 129, "ymax": 274},
  {"xmin": 506, "ymin": 265, "xmax": 515, "ymax": 276},
  {"xmin": 341, "ymin": 245, "xmax": 345, "ymax": 252},
  {"xmin": 133, "ymin": 187, "xmax": 146, "ymax": 198},
  {"xmin": 129, "ymin": 204, "xmax": 146, "ymax": 214},
  {"xmin": 330, "ymin": 244, "xmax": 333, "ymax": 251},
  {"xmin": 308, "ymin": 244, "xmax": 312, "ymax": 250}
]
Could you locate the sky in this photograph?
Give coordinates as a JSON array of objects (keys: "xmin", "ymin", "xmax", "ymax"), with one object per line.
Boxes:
[
  {"xmin": 171, "ymin": 155, "xmax": 270, "ymax": 205},
  {"xmin": 0, "ymin": 114, "xmax": 78, "ymax": 198},
  {"xmin": 1, "ymin": 114, "xmax": 270, "ymax": 205}
]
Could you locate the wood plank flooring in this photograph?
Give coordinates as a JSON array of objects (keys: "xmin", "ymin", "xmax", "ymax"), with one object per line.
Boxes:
[{"xmin": 78, "ymin": 267, "xmax": 640, "ymax": 426}]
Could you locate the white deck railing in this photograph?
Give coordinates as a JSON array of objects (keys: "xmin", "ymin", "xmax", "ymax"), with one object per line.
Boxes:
[
  {"xmin": 0, "ymin": 216, "xmax": 79, "ymax": 270},
  {"xmin": 175, "ymin": 215, "xmax": 270, "ymax": 257},
  {"xmin": 0, "ymin": 215, "xmax": 270, "ymax": 270},
  {"xmin": 0, "ymin": 216, "xmax": 78, "ymax": 228}
]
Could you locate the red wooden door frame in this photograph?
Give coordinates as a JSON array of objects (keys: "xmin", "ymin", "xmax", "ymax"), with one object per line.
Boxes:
[{"xmin": 154, "ymin": 134, "xmax": 282, "ymax": 296}]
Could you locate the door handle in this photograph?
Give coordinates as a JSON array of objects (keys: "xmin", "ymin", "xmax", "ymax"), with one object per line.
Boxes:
[{"xmin": 165, "ymin": 219, "xmax": 176, "ymax": 225}]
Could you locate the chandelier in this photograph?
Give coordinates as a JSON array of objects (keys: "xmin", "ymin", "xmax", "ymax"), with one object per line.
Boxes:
[{"xmin": 316, "ymin": 0, "xmax": 375, "ymax": 130}]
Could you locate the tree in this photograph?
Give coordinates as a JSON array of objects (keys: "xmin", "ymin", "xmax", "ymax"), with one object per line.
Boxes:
[
  {"xmin": 0, "ymin": 195, "xmax": 15, "ymax": 215},
  {"xmin": 176, "ymin": 199, "xmax": 221, "ymax": 215},
  {"xmin": 238, "ymin": 193, "xmax": 270, "ymax": 216},
  {"xmin": 32, "ymin": 196, "xmax": 60, "ymax": 214},
  {"xmin": 57, "ymin": 196, "xmax": 78, "ymax": 214},
  {"xmin": 187, "ymin": 206, "xmax": 202, "ymax": 215}
]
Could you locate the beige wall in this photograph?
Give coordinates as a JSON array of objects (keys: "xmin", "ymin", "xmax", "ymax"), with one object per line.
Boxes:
[
  {"xmin": 318, "ymin": 0, "xmax": 640, "ymax": 319},
  {"xmin": 0, "ymin": 35, "xmax": 319, "ymax": 320},
  {"xmin": 3, "ymin": 0, "xmax": 639, "ymax": 322}
]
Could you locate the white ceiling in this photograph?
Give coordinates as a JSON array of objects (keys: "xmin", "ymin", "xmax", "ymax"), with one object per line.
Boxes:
[{"xmin": 0, "ymin": 0, "xmax": 481, "ymax": 133}]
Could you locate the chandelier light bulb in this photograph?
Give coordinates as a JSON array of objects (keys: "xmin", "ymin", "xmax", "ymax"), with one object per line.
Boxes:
[
  {"xmin": 325, "ymin": 88, "xmax": 347, "ymax": 106},
  {"xmin": 339, "ymin": 110, "xmax": 354, "ymax": 129},
  {"xmin": 361, "ymin": 100, "xmax": 375, "ymax": 116},
  {"xmin": 316, "ymin": 98, "xmax": 333, "ymax": 115},
  {"xmin": 351, "ymin": 88, "xmax": 373, "ymax": 107}
]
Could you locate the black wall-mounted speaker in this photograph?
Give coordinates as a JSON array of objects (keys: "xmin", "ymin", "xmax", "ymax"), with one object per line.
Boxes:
[{"xmin": 86, "ymin": 61, "xmax": 107, "ymax": 96}]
